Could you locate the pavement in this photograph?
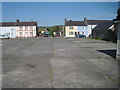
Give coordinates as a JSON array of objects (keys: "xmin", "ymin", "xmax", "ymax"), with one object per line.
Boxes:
[{"xmin": 2, "ymin": 37, "xmax": 118, "ymax": 88}]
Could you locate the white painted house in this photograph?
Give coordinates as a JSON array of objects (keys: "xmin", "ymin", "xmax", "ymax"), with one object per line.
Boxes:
[
  {"xmin": 0, "ymin": 27, "xmax": 17, "ymax": 38},
  {"xmin": 0, "ymin": 20, "xmax": 38, "ymax": 38}
]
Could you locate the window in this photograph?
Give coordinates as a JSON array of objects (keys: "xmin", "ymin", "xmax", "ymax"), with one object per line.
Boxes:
[
  {"xmin": 69, "ymin": 26, "xmax": 74, "ymax": 29},
  {"xmin": 69, "ymin": 32, "xmax": 73, "ymax": 35},
  {"xmin": 30, "ymin": 32, "xmax": 32, "ymax": 36},
  {"xmin": 30, "ymin": 26, "xmax": 33, "ymax": 30},
  {"xmin": 11, "ymin": 33, "xmax": 13, "ymax": 37},
  {"xmin": 82, "ymin": 32, "xmax": 84, "ymax": 35},
  {"xmin": 11, "ymin": 28, "xmax": 13, "ymax": 31},
  {"xmin": 19, "ymin": 27, "xmax": 22, "ymax": 30},
  {"xmin": 25, "ymin": 26, "xmax": 28, "ymax": 30},
  {"xmin": 91, "ymin": 25, "xmax": 92, "ymax": 29},
  {"xmin": 81, "ymin": 26, "xmax": 85, "ymax": 30},
  {"xmin": 25, "ymin": 32, "xmax": 28, "ymax": 37},
  {"xmin": 19, "ymin": 32, "xmax": 22, "ymax": 36}
]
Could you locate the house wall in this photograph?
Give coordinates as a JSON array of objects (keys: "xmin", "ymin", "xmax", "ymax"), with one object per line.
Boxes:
[
  {"xmin": 0, "ymin": 27, "xmax": 17, "ymax": 38},
  {"xmin": 65, "ymin": 26, "xmax": 88, "ymax": 37},
  {"xmin": 65, "ymin": 26, "xmax": 78, "ymax": 37},
  {"xmin": 77, "ymin": 26, "xmax": 88, "ymax": 37},
  {"xmin": 16, "ymin": 26, "xmax": 36, "ymax": 37},
  {"xmin": 92, "ymin": 29, "xmax": 109, "ymax": 40},
  {"xmin": 87, "ymin": 25, "xmax": 97, "ymax": 36}
]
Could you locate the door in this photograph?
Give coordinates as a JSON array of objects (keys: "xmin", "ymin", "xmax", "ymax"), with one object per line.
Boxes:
[{"xmin": 25, "ymin": 32, "xmax": 28, "ymax": 37}]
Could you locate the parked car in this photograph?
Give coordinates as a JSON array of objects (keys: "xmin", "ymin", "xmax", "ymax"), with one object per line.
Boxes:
[
  {"xmin": 44, "ymin": 34, "xmax": 49, "ymax": 37},
  {"xmin": 44, "ymin": 32, "xmax": 49, "ymax": 37},
  {"xmin": 0, "ymin": 35, "xmax": 6, "ymax": 39},
  {"xmin": 56, "ymin": 32, "xmax": 60, "ymax": 36},
  {"xmin": 0, "ymin": 34, "xmax": 10, "ymax": 39}
]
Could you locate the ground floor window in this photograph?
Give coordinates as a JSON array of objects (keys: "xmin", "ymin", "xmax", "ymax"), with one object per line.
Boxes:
[
  {"xmin": 82, "ymin": 32, "xmax": 84, "ymax": 35},
  {"xmin": 19, "ymin": 32, "xmax": 22, "ymax": 36},
  {"xmin": 25, "ymin": 32, "xmax": 28, "ymax": 37},
  {"xmin": 11, "ymin": 33, "xmax": 14, "ymax": 37},
  {"xmin": 69, "ymin": 32, "xmax": 73, "ymax": 35},
  {"xmin": 30, "ymin": 32, "xmax": 33, "ymax": 36}
]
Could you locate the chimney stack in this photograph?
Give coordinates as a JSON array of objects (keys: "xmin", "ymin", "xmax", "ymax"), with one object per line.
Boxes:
[
  {"xmin": 64, "ymin": 18, "xmax": 67, "ymax": 22},
  {"xmin": 16, "ymin": 19, "xmax": 20, "ymax": 23},
  {"xmin": 84, "ymin": 17, "xmax": 87, "ymax": 25}
]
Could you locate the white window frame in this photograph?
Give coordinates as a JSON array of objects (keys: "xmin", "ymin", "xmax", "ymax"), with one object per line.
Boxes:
[
  {"xmin": 69, "ymin": 32, "xmax": 73, "ymax": 35},
  {"xmin": 25, "ymin": 26, "xmax": 28, "ymax": 30},
  {"xmin": 69, "ymin": 26, "xmax": 74, "ymax": 29},
  {"xmin": 30, "ymin": 32, "xmax": 32, "ymax": 36},
  {"xmin": 19, "ymin": 27, "xmax": 22, "ymax": 30},
  {"xmin": 19, "ymin": 32, "xmax": 22, "ymax": 36}
]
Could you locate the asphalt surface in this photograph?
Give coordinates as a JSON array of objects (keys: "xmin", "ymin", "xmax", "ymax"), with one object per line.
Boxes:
[{"xmin": 2, "ymin": 37, "xmax": 118, "ymax": 88}]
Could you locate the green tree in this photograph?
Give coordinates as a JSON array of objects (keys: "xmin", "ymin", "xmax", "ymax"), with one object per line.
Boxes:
[{"xmin": 49, "ymin": 26, "xmax": 60, "ymax": 37}]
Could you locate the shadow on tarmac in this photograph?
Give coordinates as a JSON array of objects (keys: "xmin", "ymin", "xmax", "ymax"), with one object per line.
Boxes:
[{"xmin": 97, "ymin": 49, "xmax": 117, "ymax": 58}]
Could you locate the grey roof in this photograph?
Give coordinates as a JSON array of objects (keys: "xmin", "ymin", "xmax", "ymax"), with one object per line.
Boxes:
[
  {"xmin": 87, "ymin": 20, "xmax": 113, "ymax": 25},
  {"xmin": 65, "ymin": 20, "xmax": 113, "ymax": 26},
  {"xmin": 92, "ymin": 21, "xmax": 113, "ymax": 31},
  {"xmin": 0, "ymin": 22, "xmax": 37, "ymax": 27},
  {"xmin": 65, "ymin": 21, "xmax": 87, "ymax": 26}
]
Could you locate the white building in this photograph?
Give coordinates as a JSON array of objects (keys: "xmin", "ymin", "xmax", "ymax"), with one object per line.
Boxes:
[
  {"xmin": 0, "ymin": 27, "xmax": 17, "ymax": 38},
  {"xmin": 0, "ymin": 20, "xmax": 38, "ymax": 38}
]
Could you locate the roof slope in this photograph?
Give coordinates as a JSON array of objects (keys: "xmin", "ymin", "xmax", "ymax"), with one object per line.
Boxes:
[
  {"xmin": 65, "ymin": 21, "xmax": 87, "ymax": 26},
  {"xmin": 65, "ymin": 20, "xmax": 113, "ymax": 26},
  {"xmin": 87, "ymin": 20, "xmax": 112, "ymax": 25},
  {"xmin": 0, "ymin": 22, "xmax": 37, "ymax": 27},
  {"xmin": 92, "ymin": 21, "xmax": 113, "ymax": 31}
]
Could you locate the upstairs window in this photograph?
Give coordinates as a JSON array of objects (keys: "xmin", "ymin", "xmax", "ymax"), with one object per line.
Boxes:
[
  {"xmin": 11, "ymin": 28, "xmax": 13, "ymax": 31},
  {"xmin": 25, "ymin": 26, "xmax": 28, "ymax": 30},
  {"xmin": 69, "ymin": 26, "xmax": 74, "ymax": 29},
  {"xmin": 30, "ymin": 32, "xmax": 33, "ymax": 36},
  {"xmin": 19, "ymin": 26, "xmax": 22, "ymax": 30},
  {"xmin": 19, "ymin": 32, "xmax": 22, "ymax": 36},
  {"xmin": 81, "ymin": 26, "xmax": 85, "ymax": 30},
  {"xmin": 30, "ymin": 26, "xmax": 33, "ymax": 30}
]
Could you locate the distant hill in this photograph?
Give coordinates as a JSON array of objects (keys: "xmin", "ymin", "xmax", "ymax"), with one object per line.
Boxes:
[{"xmin": 38, "ymin": 25, "xmax": 64, "ymax": 31}]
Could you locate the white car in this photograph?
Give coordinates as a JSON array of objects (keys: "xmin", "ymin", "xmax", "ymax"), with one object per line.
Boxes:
[{"xmin": 0, "ymin": 34, "xmax": 10, "ymax": 39}]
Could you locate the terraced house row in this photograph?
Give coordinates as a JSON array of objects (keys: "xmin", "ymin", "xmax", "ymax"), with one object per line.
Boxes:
[
  {"xmin": 0, "ymin": 20, "xmax": 38, "ymax": 38},
  {"xmin": 64, "ymin": 18, "xmax": 114, "ymax": 40}
]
